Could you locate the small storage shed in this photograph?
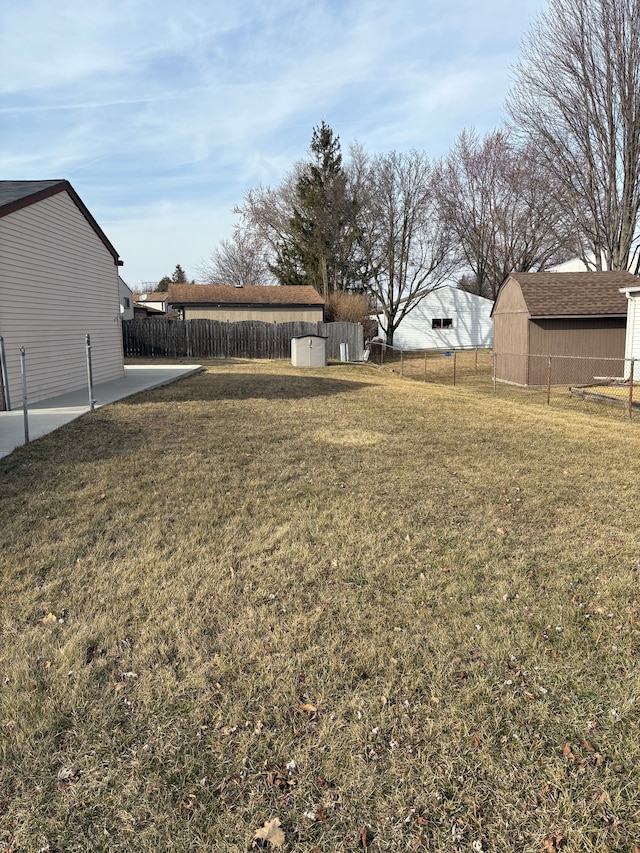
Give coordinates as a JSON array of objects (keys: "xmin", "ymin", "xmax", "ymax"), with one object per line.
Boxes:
[
  {"xmin": 0, "ymin": 180, "xmax": 124, "ymax": 409},
  {"xmin": 291, "ymin": 334, "xmax": 327, "ymax": 367},
  {"xmin": 492, "ymin": 271, "xmax": 636, "ymax": 385},
  {"xmin": 620, "ymin": 283, "xmax": 640, "ymax": 378},
  {"xmin": 377, "ymin": 285, "xmax": 494, "ymax": 350}
]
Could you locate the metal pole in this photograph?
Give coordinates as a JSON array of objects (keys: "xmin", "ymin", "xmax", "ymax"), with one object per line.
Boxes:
[
  {"xmin": 493, "ymin": 352, "xmax": 497, "ymax": 395},
  {"xmin": 424, "ymin": 350, "xmax": 427, "ymax": 382},
  {"xmin": 453, "ymin": 350, "xmax": 457, "ymax": 387},
  {"xmin": 628, "ymin": 359, "xmax": 634, "ymax": 421},
  {"xmin": 20, "ymin": 347, "xmax": 29, "ymax": 444},
  {"xmin": 0, "ymin": 336, "xmax": 10, "ymax": 411},
  {"xmin": 546, "ymin": 355, "xmax": 552, "ymax": 405},
  {"xmin": 400, "ymin": 348, "xmax": 403, "ymax": 378},
  {"xmin": 475, "ymin": 347, "xmax": 478, "ymax": 373},
  {"xmin": 85, "ymin": 334, "xmax": 95, "ymax": 412}
]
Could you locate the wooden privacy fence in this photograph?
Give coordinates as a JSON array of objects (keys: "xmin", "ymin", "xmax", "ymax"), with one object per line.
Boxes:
[{"xmin": 122, "ymin": 319, "xmax": 364, "ymax": 362}]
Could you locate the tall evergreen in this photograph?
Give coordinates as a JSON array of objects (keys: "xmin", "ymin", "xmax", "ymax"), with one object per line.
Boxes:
[{"xmin": 271, "ymin": 123, "xmax": 361, "ymax": 297}]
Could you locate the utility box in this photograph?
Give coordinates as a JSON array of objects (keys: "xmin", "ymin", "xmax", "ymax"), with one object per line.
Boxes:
[{"xmin": 291, "ymin": 335, "xmax": 328, "ymax": 367}]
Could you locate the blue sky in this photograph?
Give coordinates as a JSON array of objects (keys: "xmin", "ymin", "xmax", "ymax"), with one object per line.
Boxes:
[{"xmin": 1, "ymin": 0, "xmax": 546, "ymax": 288}]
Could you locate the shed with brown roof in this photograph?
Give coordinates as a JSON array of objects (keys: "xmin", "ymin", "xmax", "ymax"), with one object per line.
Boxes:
[
  {"xmin": 491, "ymin": 271, "xmax": 637, "ymax": 385},
  {"xmin": 167, "ymin": 284, "xmax": 324, "ymax": 323}
]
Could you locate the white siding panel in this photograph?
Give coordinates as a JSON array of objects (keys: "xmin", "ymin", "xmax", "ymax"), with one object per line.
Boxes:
[
  {"xmin": 0, "ymin": 191, "xmax": 123, "ymax": 405},
  {"xmin": 623, "ymin": 294, "xmax": 640, "ymax": 378},
  {"xmin": 378, "ymin": 286, "xmax": 494, "ymax": 350}
]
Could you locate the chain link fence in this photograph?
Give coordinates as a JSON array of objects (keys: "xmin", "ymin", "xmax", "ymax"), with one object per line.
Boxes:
[{"xmin": 368, "ymin": 343, "xmax": 639, "ymax": 420}]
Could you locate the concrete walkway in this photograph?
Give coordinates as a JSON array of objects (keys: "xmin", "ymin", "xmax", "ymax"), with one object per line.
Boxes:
[{"xmin": 0, "ymin": 364, "xmax": 202, "ymax": 460}]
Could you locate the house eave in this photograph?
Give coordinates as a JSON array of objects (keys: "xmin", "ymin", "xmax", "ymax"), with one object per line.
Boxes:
[
  {"xmin": 529, "ymin": 313, "xmax": 627, "ymax": 321},
  {"xmin": 0, "ymin": 179, "xmax": 122, "ymax": 266}
]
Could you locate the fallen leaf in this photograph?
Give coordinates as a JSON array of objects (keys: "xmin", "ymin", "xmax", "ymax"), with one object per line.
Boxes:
[
  {"xmin": 42, "ymin": 613, "xmax": 57, "ymax": 625},
  {"xmin": 360, "ymin": 825, "xmax": 370, "ymax": 848},
  {"xmin": 299, "ymin": 701, "xmax": 317, "ymax": 714},
  {"xmin": 472, "ymin": 732, "xmax": 481, "ymax": 748},
  {"xmin": 562, "ymin": 743, "xmax": 574, "ymax": 759},
  {"xmin": 253, "ymin": 817, "xmax": 285, "ymax": 848},
  {"xmin": 542, "ymin": 834, "xmax": 565, "ymax": 852}
]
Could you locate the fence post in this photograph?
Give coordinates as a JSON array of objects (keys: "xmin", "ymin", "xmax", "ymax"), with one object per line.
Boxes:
[
  {"xmin": 475, "ymin": 347, "xmax": 478, "ymax": 373},
  {"xmin": 629, "ymin": 359, "xmax": 634, "ymax": 421},
  {"xmin": 20, "ymin": 346, "xmax": 29, "ymax": 444},
  {"xmin": 493, "ymin": 352, "xmax": 497, "ymax": 395},
  {"xmin": 86, "ymin": 334, "xmax": 96, "ymax": 411},
  {"xmin": 0, "ymin": 335, "xmax": 11, "ymax": 411},
  {"xmin": 453, "ymin": 350, "xmax": 457, "ymax": 387},
  {"xmin": 424, "ymin": 350, "xmax": 427, "ymax": 382},
  {"xmin": 546, "ymin": 355, "xmax": 552, "ymax": 405},
  {"xmin": 400, "ymin": 348, "xmax": 403, "ymax": 378}
]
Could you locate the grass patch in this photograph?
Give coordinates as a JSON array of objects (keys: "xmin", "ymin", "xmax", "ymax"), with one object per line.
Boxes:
[{"xmin": 1, "ymin": 360, "xmax": 640, "ymax": 852}]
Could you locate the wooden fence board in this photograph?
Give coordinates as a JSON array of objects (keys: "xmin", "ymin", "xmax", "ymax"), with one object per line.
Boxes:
[{"xmin": 122, "ymin": 319, "xmax": 364, "ymax": 361}]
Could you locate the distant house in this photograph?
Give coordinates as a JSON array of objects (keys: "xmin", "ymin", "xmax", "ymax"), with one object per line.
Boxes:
[
  {"xmin": 620, "ymin": 282, "xmax": 640, "ymax": 379},
  {"xmin": 492, "ymin": 271, "xmax": 637, "ymax": 385},
  {"xmin": 0, "ymin": 180, "xmax": 124, "ymax": 409},
  {"xmin": 119, "ymin": 277, "xmax": 134, "ymax": 320},
  {"xmin": 167, "ymin": 284, "xmax": 325, "ymax": 323},
  {"xmin": 134, "ymin": 292, "xmax": 169, "ymax": 317},
  {"xmin": 377, "ymin": 285, "xmax": 494, "ymax": 349},
  {"xmin": 547, "ymin": 252, "xmax": 640, "ymax": 275}
]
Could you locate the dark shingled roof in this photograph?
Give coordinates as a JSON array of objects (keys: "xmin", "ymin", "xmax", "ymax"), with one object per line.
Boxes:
[
  {"xmin": 168, "ymin": 284, "xmax": 325, "ymax": 306},
  {"xmin": 0, "ymin": 180, "xmax": 65, "ymax": 209},
  {"xmin": 0, "ymin": 179, "xmax": 122, "ymax": 265},
  {"xmin": 508, "ymin": 271, "xmax": 636, "ymax": 317}
]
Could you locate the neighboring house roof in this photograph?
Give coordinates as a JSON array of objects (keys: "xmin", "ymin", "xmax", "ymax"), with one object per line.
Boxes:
[
  {"xmin": 0, "ymin": 179, "xmax": 122, "ymax": 266},
  {"xmin": 135, "ymin": 292, "xmax": 168, "ymax": 303},
  {"xmin": 493, "ymin": 271, "xmax": 636, "ymax": 319},
  {"xmin": 167, "ymin": 284, "xmax": 325, "ymax": 307}
]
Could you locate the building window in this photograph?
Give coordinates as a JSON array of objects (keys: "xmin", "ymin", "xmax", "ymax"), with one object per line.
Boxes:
[
  {"xmin": 124, "ymin": 297, "xmax": 130, "ymax": 308},
  {"xmin": 432, "ymin": 318, "xmax": 453, "ymax": 329}
]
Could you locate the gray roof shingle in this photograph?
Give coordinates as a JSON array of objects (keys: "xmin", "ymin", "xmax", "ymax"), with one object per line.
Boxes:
[
  {"xmin": 168, "ymin": 284, "xmax": 325, "ymax": 306},
  {"xmin": 508, "ymin": 271, "xmax": 636, "ymax": 317}
]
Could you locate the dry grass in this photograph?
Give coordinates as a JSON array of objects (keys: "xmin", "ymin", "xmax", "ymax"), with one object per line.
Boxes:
[{"xmin": 1, "ymin": 359, "xmax": 640, "ymax": 852}]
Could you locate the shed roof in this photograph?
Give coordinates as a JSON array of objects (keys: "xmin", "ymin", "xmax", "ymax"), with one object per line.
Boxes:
[
  {"xmin": 499, "ymin": 271, "xmax": 636, "ymax": 318},
  {"xmin": 168, "ymin": 284, "xmax": 325, "ymax": 306},
  {"xmin": 0, "ymin": 179, "xmax": 122, "ymax": 266}
]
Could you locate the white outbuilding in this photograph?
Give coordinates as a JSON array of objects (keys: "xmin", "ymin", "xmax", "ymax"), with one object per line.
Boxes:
[
  {"xmin": 620, "ymin": 282, "xmax": 640, "ymax": 378},
  {"xmin": 0, "ymin": 180, "xmax": 125, "ymax": 409},
  {"xmin": 378, "ymin": 285, "xmax": 494, "ymax": 350}
]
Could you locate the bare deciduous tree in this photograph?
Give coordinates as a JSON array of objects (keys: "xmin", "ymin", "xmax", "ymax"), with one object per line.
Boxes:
[
  {"xmin": 359, "ymin": 150, "xmax": 457, "ymax": 347},
  {"xmin": 197, "ymin": 229, "xmax": 272, "ymax": 286},
  {"xmin": 507, "ymin": 0, "xmax": 640, "ymax": 271},
  {"xmin": 437, "ymin": 129, "xmax": 568, "ymax": 299}
]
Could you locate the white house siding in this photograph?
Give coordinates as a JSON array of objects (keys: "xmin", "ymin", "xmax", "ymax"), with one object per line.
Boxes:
[
  {"xmin": 378, "ymin": 286, "xmax": 494, "ymax": 350},
  {"xmin": 0, "ymin": 191, "xmax": 124, "ymax": 405},
  {"xmin": 622, "ymin": 289, "xmax": 640, "ymax": 379},
  {"xmin": 119, "ymin": 277, "xmax": 134, "ymax": 320}
]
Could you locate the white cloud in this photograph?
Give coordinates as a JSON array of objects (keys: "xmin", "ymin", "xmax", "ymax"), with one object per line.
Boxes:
[{"xmin": 1, "ymin": 0, "xmax": 547, "ymax": 282}]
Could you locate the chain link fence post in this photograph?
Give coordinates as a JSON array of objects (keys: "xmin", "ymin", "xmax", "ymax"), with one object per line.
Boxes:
[
  {"xmin": 20, "ymin": 346, "xmax": 29, "ymax": 444},
  {"xmin": 85, "ymin": 333, "xmax": 96, "ymax": 412},
  {"xmin": 0, "ymin": 335, "xmax": 10, "ymax": 411},
  {"xmin": 546, "ymin": 355, "xmax": 552, "ymax": 405},
  {"xmin": 628, "ymin": 359, "xmax": 634, "ymax": 421},
  {"xmin": 492, "ymin": 352, "xmax": 497, "ymax": 395}
]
